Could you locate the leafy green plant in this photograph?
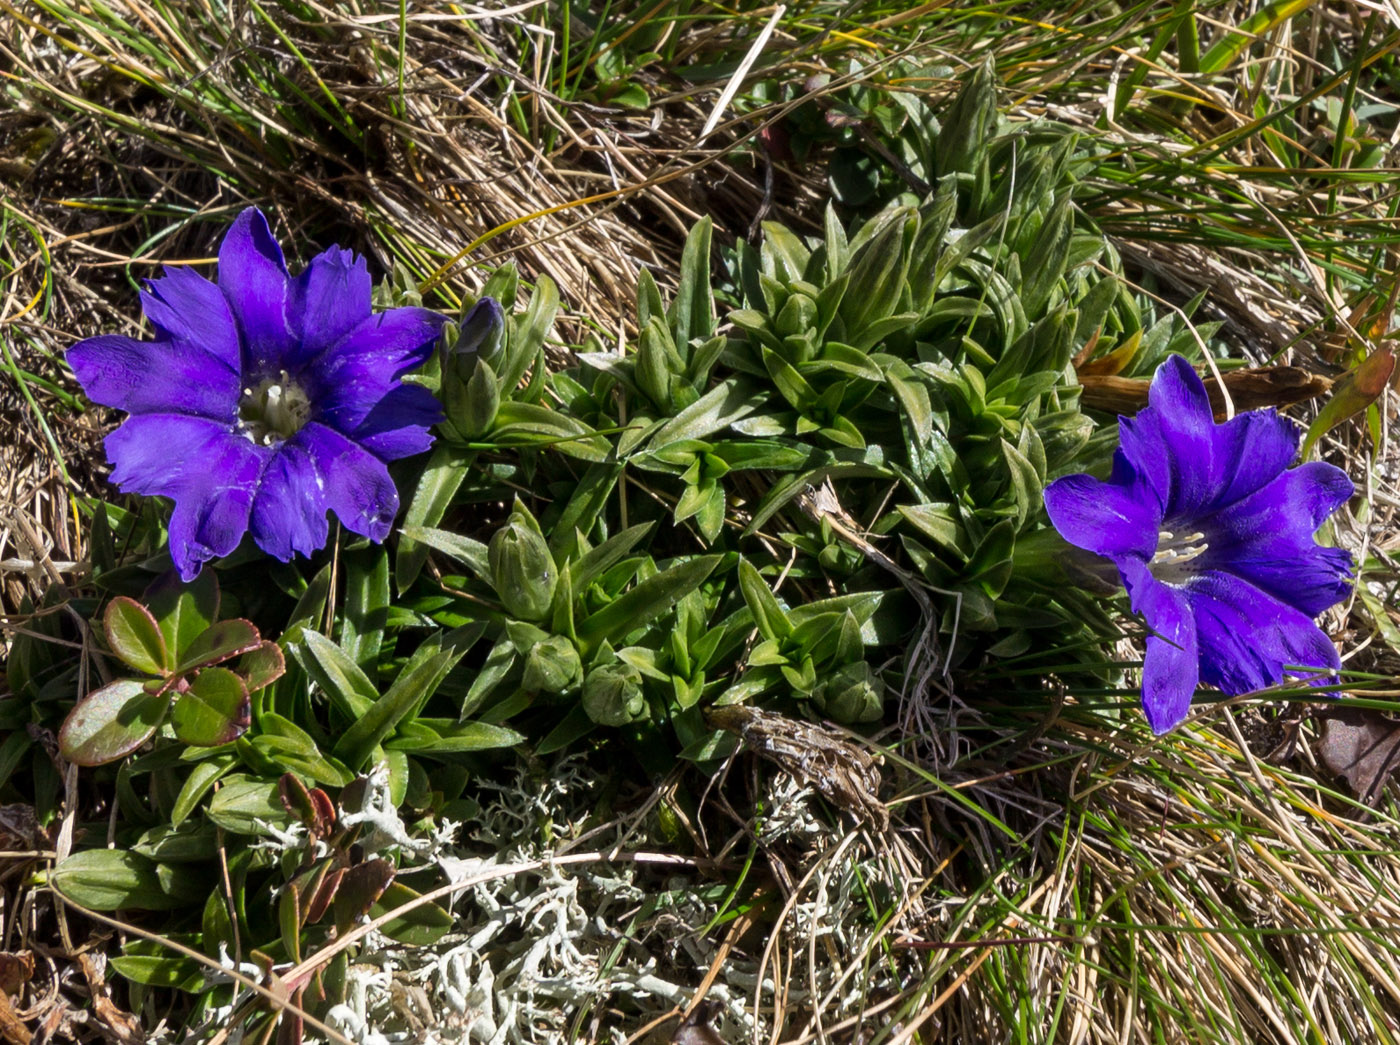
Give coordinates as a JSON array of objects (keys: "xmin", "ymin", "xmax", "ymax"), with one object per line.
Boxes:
[{"xmin": 59, "ymin": 571, "xmax": 283, "ymax": 766}]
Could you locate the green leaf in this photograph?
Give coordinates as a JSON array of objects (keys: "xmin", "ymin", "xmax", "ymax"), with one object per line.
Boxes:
[
  {"xmin": 206, "ymin": 775, "xmax": 295, "ymax": 835},
  {"xmin": 104, "ymin": 597, "xmax": 169, "ymax": 676},
  {"xmin": 898, "ymin": 503, "xmax": 968, "ymax": 560},
  {"xmin": 576, "ymin": 556, "xmax": 722, "ymax": 655},
  {"xmin": 964, "ymin": 520, "xmax": 1016, "ymax": 599},
  {"xmin": 384, "ymin": 719, "xmax": 524, "ymax": 753},
  {"xmin": 760, "ymin": 346, "xmax": 818, "ymax": 411},
  {"xmin": 237, "ymin": 641, "xmax": 286, "ymax": 694},
  {"xmin": 396, "ymin": 445, "xmax": 470, "ymax": 594},
  {"xmin": 249, "ymin": 717, "xmax": 354, "ymax": 787},
  {"xmin": 1000, "ymin": 439, "xmax": 1044, "ymax": 530},
  {"xmin": 110, "ymin": 954, "xmax": 204, "ymax": 992},
  {"xmin": 144, "ymin": 570, "xmax": 219, "ymax": 665},
  {"xmin": 370, "ymin": 880, "xmax": 454, "ymax": 946},
  {"xmin": 293, "ymin": 630, "xmax": 378, "ymax": 720},
  {"xmin": 49, "ymin": 849, "xmax": 208, "ymax": 911},
  {"xmin": 645, "ymin": 378, "xmax": 766, "ymax": 448},
  {"xmin": 491, "ymin": 401, "xmax": 611, "ymax": 461},
  {"xmin": 674, "ymin": 216, "xmax": 715, "ymax": 348},
  {"xmin": 500, "ymin": 275, "xmax": 558, "ymax": 393},
  {"xmin": 840, "ymin": 207, "xmax": 915, "ymax": 339},
  {"xmin": 399, "ymin": 525, "xmax": 491, "ymax": 582},
  {"xmin": 342, "ymin": 547, "xmax": 389, "ymax": 671},
  {"xmin": 536, "ymin": 704, "xmax": 596, "ymax": 755},
  {"xmin": 177, "ymin": 619, "xmax": 262, "ymax": 673},
  {"xmin": 59, "ymin": 679, "xmax": 169, "ymax": 767},
  {"xmin": 170, "ymin": 668, "xmax": 250, "ymax": 747},
  {"xmin": 738, "ymin": 560, "xmax": 793, "ymax": 642},
  {"xmin": 332, "ymin": 640, "xmax": 467, "ymax": 771},
  {"xmin": 171, "ymin": 754, "xmax": 236, "ymax": 826},
  {"xmin": 568, "ymin": 523, "xmax": 654, "ymax": 592}
]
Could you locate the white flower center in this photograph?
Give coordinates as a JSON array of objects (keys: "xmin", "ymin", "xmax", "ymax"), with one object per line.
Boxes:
[
  {"xmin": 238, "ymin": 370, "xmax": 311, "ymax": 445},
  {"xmin": 1151, "ymin": 529, "xmax": 1208, "ymax": 584}
]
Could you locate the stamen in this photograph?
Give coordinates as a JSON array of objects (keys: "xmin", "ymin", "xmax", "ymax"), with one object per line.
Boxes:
[
  {"xmin": 1151, "ymin": 529, "xmax": 1208, "ymax": 584},
  {"xmin": 238, "ymin": 370, "xmax": 312, "ymax": 445}
]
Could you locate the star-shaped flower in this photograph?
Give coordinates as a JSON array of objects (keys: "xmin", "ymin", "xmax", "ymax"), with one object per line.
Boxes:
[
  {"xmin": 69, "ymin": 208, "xmax": 444, "ymax": 579},
  {"xmin": 1044, "ymin": 355, "xmax": 1353, "ymax": 733}
]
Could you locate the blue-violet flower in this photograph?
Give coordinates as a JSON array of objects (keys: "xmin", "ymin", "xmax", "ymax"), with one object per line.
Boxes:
[
  {"xmin": 69, "ymin": 208, "xmax": 445, "ymax": 580},
  {"xmin": 1044, "ymin": 355, "xmax": 1352, "ymax": 733}
]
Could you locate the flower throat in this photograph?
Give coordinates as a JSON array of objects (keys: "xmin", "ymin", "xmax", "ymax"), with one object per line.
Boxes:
[{"xmin": 238, "ymin": 369, "xmax": 311, "ymax": 445}]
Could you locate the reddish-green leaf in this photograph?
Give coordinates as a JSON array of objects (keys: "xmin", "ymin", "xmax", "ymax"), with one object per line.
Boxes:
[
  {"xmin": 59, "ymin": 679, "xmax": 170, "ymax": 766},
  {"xmin": 178, "ymin": 619, "xmax": 263, "ymax": 673},
  {"xmin": 170, "ymin": 668, "xmax": 250, "ymax": 747},
  {"xmin": 333, "ymin": 859, "xmax": 395, "ymax": 937},
  {"xmin": 104, "ymin": 598, "xmax": 169, "ymax": 676},
  {"xmin": 238, "ymin": 641, "xmax": 287, "ymax": 693}
]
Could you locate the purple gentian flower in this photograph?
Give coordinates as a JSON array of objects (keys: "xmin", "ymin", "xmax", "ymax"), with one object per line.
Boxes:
[
  {"xmin": 69, "ymin": 208, "xmax": 444, "ymax": 580},
  {"xmin": 1044, "ymin": 356, "xmax": 1352, "ymax": 733}
]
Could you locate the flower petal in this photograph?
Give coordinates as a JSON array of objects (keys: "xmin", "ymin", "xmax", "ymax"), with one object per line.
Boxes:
[
  {"xmin": 298, "ymin": 422, "xmax": 400, "ymax": 542},
  {"xmin": 348, "ymin": 384, "xmax": 442, "ymax": 461},
  {"xmin": 1043, "ymin": 472, "xmax": 1159, "ymax": 560},
  {"xmin": 139, "ymin": 266, "xmax": 242, "ymax": 374},
  {"xmin": 304, "ymin": 306, "xmax": 445, "ymax": 433},
  {"xmin": 104, "ymin": 415, "xmax": 237, "ymax": 496},
  {"xmin": 1120, "ymin": 558, "xmax": 1199, "ymax": 734},
  {"xmin": 249, "ymin": 439, "xmax": 330, "ymax": 561},
  {"xmin": 1206, "ymin": 407, "xmax": 1301, "ymax": 508},
  {"xmin": 1202, "ymin": 461, "xmax": 1354, "ymax": 616},
  {"xmin": 286, "ymin": 245, "xmax": 372, "ymax": 369},
  {"xmin": 1186, "ymin": 569, "xmax": 1341, "ymax": 696},
  {"xmin": 165, "ymin": 434, "xmax": 268, "ymax": 581},
  {"xmin": 218, "ymin": 208, "xmax": 294, "ymax": 370},
  {"xmin": 68, "ymin": 335, "xmax": 238, "ymax": 419},
  {"xmin": 1119, "ymin": 356, "xmax": 1301, "ymax": 520}
]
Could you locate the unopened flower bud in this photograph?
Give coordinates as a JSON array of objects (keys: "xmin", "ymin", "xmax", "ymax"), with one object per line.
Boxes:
[
  {"xmin": 523, "ymin": 634, "xmax": 582, "ymax": 694},
  {"xmin": 442, "ymin": 297, "xmax": 505, "ymax": 437},
  {"xmin": 811, "ymin": 662, "xmax": 884, "ymax": 724},
  {"xmin": 775, "ymin": 292, "xmax": 816, "ymax": 338},
  {"xmin": 488, "ymin": 501, "xmax": 557, "ymax": 621},
  {"xmin": 582, "ymin": 662, "xmax": 647, "ymax": 726}
]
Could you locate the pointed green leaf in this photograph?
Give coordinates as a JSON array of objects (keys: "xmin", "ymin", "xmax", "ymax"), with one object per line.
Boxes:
[
  {"xmin": 396, "ymin": 446, "xmax": 470, "ymax": 594},
  {"xmin": 576, "ymin": 555, "xmax": 722, "ymax": 655},
  {"xmin": 292, "ymin": 631, "xmax": 378, "ymax": 719},
  {"xmin": 332, "ymin": 640, "xmax": 467, "ymax": 771},
  {"xmin": 144, "ymin": 570, "xmax": 219, "ymax": 665}
]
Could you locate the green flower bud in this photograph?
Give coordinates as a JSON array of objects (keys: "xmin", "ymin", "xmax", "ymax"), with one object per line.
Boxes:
[
  {"xmin": 581, "ymin": 662, "xmax": 647, "ymax": 726},
  {"xmin": 488, "ymin": 501, "xmax": 557, "ymax": 621},
  {"xmin": 523, "ymin": 634, "xmax": 582, "ymax": 694},
  {"xmin": 441, "ymin": 297, "xmax": 505, "ymax": 437},
  {"xmin": 811, "ymin": 662, "xmax": 884, "ymax": 724},
  {"xmin": 775, "ymin": 292, "xmax": 816, "ymax": 338}
]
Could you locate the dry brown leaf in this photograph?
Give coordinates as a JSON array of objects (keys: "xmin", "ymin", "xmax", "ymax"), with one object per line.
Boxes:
[
  {"xmin": 671, "ymin": 1000, "xmax": 725, "ymax": 1045},
  {"xmin": 0, "ymin": 954, "xmax": 33, "ymax": 998},
  {"xmin": 1317, "ymin": 707, "xmax": 1400, "ymax": 806},
  {"xmin": 706, "ymin": 705, "xmax": 888, "ymax": 831},
  {"xmin": 1078, "ymin": 365, "xmax": 1331, "ymax": 415},
  {"xmin": 76, "ymin": 954, "xmax": 142, "ymax": 1045}
]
